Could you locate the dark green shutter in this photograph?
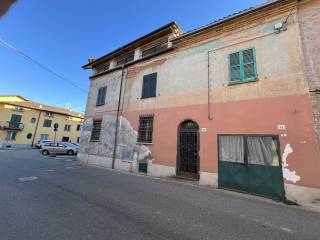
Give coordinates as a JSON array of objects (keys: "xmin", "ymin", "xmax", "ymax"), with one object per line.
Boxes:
[
  {"xmin": 10, "ymin": 114, "xmax": 22, "ymax": 128},
  {"xmin": 142, "ymin": 73, "xmax": 157, "ymax": 99},
  {"xmin": 96, "ymin": 86, "xmax": 107, "ymax": 106},
  {"xmin": 242, "ymin": 49, "xmax": 256, "ymax": 80},
  {"xmin": 101, "ymin": 86, "xmax": 107, "ymax": 104},
  {"xmin": 229, "ymin": 52, "xmax": 241, "ymax": 82},
  {"xmin": 229, "ymin": 48, "xmax": 257, "ymax": 83}
]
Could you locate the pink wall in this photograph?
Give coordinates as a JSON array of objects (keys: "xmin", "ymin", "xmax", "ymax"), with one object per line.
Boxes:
[{"xmin": 124, "ymin": 93, "xmax": 320, "ymax": 188}]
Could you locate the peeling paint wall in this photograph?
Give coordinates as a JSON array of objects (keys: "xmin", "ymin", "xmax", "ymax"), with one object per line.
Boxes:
[
  {"xmin": 79, "ymin": 115, "xmax": 152, "ymax": 165},
  {"xmin": 282, "ymin": 143, "xmax": 301, "ymax": 183},
  {"xmin": 81, "ymin": 1, "xmax": 320, "ymax": 193}
]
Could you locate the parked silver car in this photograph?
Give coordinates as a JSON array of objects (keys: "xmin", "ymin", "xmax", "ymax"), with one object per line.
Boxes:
[
  {"xmin": 36, "ymin": 140, "xmax": 53, "ymax": 149},
  {"xmin": 40, "ymin": 142, "xmax": 78, "ymax": 155}
]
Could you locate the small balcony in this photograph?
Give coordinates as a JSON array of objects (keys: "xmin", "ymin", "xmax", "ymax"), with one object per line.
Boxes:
[
  {"xmin": 141, "ymin": 42, "xmax": 170, "ymax": 58},
  {"xmin": 0, "ymin": 121, "xmax": 24, "ymax": 131}
]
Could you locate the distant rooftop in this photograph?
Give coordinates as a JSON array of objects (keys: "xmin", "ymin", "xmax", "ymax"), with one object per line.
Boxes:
[{"xmin": 0, "ymin": 95, "xmax": 84, "ymax": 118}]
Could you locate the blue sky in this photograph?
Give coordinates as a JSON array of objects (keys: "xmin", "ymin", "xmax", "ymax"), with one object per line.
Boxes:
[{"xmin": 0, "ymin": 0, "xmax": 265, "ymax": 113}]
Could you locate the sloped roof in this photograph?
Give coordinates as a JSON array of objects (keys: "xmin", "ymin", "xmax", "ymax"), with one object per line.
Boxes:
[
  {"xmin": 82, "ymin": 21, "xmax": 182, "ymax": 69},
  {"xmin": 0, "ymin": 100, "xmax": 84, "ymax": 118},
  {"xmin": 172, "ymin": 0, "xmax": 285, "ymax": 42}
]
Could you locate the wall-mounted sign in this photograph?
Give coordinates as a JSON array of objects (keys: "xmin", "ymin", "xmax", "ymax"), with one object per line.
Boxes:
[
  {"xmin": 201, "ymin": 128, "xmax": 207, "ymax": 133},
  {"xmin": 277, "ymin": 124, "xmax": 286, "ymax": 130}
]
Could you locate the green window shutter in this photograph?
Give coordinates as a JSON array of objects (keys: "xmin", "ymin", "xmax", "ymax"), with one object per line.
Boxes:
[
  {"xmin": 229, "ymin": 52, "xmax": 241, "ymax": 82},
  {"xmin": 229, "ymin": 48, "xmax": 257, "ymax": 83},
  {"xmin": 242, "ymin": 48, "xmax": 257, "ymax": 80},
  {"xmin": 141, "ymin": 73, "xmax": 157, "ymax": 99}
]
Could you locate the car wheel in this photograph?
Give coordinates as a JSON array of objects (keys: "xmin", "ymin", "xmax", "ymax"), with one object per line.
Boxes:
[
  {"xmin": 42, "ymin": 150, "xmax": 49, "ymax": 155},
  {"xmin": 67, "ymin": 150, "xmax": 74, "ymax": 155}
]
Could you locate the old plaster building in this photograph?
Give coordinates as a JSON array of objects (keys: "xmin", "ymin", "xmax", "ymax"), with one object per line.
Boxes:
[
  {"xmin": 79, "ymin": 0, "xmax": 320, "ymax": 206},
  {"xmin": 0, "ymin": 95, "xmax": 84, "ymax": 147}
]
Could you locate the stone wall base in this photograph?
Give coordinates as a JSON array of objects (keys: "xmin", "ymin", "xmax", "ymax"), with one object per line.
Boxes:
[
  {"xmin": 147, "ymin": 161, "xmax": 176, "ymax": 178},
  {"xmin": 199, "ymin": 172, "xmax": 218, "ymax": 187},
  {"xmin": 77, "ymin": 153, "xmax": 138, "ymax": 173}
]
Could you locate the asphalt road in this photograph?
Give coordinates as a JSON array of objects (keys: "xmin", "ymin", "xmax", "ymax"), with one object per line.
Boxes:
[{"xmin": 0, "ymin": 149, "xmax": 319, "ymax": 240}]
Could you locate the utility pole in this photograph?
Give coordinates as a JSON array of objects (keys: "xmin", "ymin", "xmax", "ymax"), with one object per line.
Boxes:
[{"xmin": 112, "ymin": 65, "xmax": 126, "ymax": 169}]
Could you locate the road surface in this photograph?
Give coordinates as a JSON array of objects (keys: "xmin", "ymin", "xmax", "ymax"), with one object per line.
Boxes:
[{"xmin": 0, "ymin": 149, "xmax": 319, "ymax": 240}]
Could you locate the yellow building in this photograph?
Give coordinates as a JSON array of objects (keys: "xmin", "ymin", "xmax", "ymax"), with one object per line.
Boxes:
[{"xmin": 0, "ymin": 95, "xmax": 84, "ymax": 148}]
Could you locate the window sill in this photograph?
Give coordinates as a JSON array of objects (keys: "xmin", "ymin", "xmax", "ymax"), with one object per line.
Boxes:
[
  {"xmin": 228, "ymin": 78, "xmax": 258, "ymax": 86},
  {"xmin": 90, "ymin": 140, "xmax": 100, "ymax": 143},
  {"xmin": 96, "ymin": 104, "xmax": 105, "ymax": 107},
  {"xmin": 140, "ymin": 96, "xmax": 156, "ymax": 100},
  {"xmin": 136, "ymin": 142, "xmax": 153, "ymax": 145}
]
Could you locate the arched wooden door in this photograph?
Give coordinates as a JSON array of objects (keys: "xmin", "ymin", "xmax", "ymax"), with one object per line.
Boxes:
[{"xmin": 177, "ymin": 120, "xmax": 200, "ymax": 179}]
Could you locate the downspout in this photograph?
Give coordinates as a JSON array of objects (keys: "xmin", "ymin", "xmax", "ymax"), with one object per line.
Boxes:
[
  {"xmin": 31, "ymin": 110, "xmax": 42, "ymax": 147},
  {"xmin": 112, "ymin": 65, "xmax": 126, "ymax": 169},
  {"xmin": 207, "ymin": 51, "xmax": 214, "ymax": 120}
]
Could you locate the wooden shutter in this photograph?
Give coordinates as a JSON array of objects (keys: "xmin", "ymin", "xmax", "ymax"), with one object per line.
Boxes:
[
  {"xmin": 242, "ymin": 49, "xmax": 256, "ymax": 80},
  {"xmin": 229, "ymin": 48, "xmax": 257, "ymax": 83},
  {"xmin": 142, "ymin": 73, "xmax": 157, "ymax": 99},
  {"xmin": 96, "ymin": 86, "xmax": 107, "ymax": 106},
  {"xmin": 101, "ymin": 86, "xmax": 107, "ymax": 105},
  {"xmin": 229, "ymin": 52, "xmax": 241, "ymax": 82}
]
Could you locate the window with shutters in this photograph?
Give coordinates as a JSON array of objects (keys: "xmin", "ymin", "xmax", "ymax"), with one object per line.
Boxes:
[
  {"xmin": 64, "ymin": 124, "xmax": 71, "ymax": 132},
  {"xmin": 90, "ymin": 120, "xmax": 102, "ymax": 141},
  {"xmin": 43, "ymin": 119, "xmax": 52, "ymax": 128},
  {"xmin": 228, "ymin": 48, "xmax": 257, "ymax": 84},
  {"xmin": 6, "ymin": 131, "xmax": 16, "ymax": 141},
  {"xmin": 96, "ymin": 86, "xmax": 107, "ymax": 106},
  {"xmin": 137, "ymin": 115, "xmax": 154, "ymax": 143},
  {"xmin": 141, "ymin": 73, "xmax": 157, "ymax": 99}
]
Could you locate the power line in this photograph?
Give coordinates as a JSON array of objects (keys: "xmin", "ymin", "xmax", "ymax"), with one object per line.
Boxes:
[{"xmin": 0, "ymin": 37, "xmax": 88, "ymax": 94}]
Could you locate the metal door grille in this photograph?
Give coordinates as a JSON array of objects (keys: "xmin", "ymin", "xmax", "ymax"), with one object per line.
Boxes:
[{"xmin": 177, "ymin": 121, "xmax": 199, "ymax": 179}]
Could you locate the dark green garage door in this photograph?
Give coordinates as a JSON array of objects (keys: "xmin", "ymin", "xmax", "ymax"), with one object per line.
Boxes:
[{"xmin": 218, "ymin": 135, "xmax": 285, "ymax": 201}]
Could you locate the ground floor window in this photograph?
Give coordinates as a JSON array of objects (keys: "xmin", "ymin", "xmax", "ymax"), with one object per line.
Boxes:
[
  {"xmin": 62, "ymin": 137, "xmax": 69, "ymax": 142},
  {"xmin": 137, "ymin": 115, "xmax": 154, "ymax": 143},
  {"xmin": 77, "ymin": 137, "xmax": 80, "ymax": 143},
  {"xmin": 90, "ymin": 120, "xmax": 102, "ymax": 141},
  {"xmin": 6, "ymin": 131, "xmax": 16, "ymax": 141},
  {"xmin": 40, "ymin": 134, "xmax": 49, "ymax": 140}
]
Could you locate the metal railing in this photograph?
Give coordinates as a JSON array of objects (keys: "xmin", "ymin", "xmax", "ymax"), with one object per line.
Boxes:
[
  {"xmin": 141, "ymin": 42, "xmax": 169, "ymax": 58},
  {"xmin": 0, "ymin": 121, "xmax": 24, "ymax": 131}
]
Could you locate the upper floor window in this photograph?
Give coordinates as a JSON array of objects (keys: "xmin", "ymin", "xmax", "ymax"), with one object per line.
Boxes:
[
  {"xmin": 64, "ymin": 124, "xmax": 71, "ymax": 132},
  {"xmin": 90, "ymin": 120, "xmax": 102, "ymax": 141},
  {"xmin": 76, "ymin": 124, "xmax": 81, "ymax": 131},
  {"xmin": 229, "ymin": 48, "xmax": 257, "ymax": 84},
  {"xmin": 141, "ymin": 73, "xmax": 157, "ymax": 99},
  {"xmin": 9, "ymin": 114, "xmax": 22, "ymax": 128},
  {"xmin": 116, "ymin": 52, "xmax": 134, "ymax": 66},
  {"xmin": 137, "ymin": 115, "xmax": 154, "ymax": 143},
  {"xmin": 96, "ymin": 86, "xmax": 107, "ymax": 106},
  {"xmin": 43, "ymin": 119, "xmax": 52, "ymax": 128}
]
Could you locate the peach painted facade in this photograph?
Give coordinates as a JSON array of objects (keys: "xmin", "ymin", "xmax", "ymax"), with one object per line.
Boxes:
[{"xmin": 79, "ymin": 0, "xmax": 320, "ymax": 206}]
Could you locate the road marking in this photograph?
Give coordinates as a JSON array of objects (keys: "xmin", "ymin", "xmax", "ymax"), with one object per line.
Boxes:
[
  {"xmin": 18, "ymin": 176, "xmax": 38, "ymax": 182},
  {"xmin": 65, "ymin": 159, "xmax": 74, "ymax": 162}
]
